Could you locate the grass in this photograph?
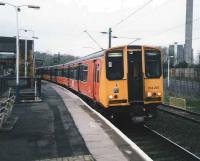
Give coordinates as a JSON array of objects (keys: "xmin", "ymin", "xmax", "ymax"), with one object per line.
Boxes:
[
  {"xmin": 164, "ymin": 91, "xmax": 200, "ymax": 113},
  {"xmin": 186, "ymin": 99, "xmax": 200, "ymax": 113}
]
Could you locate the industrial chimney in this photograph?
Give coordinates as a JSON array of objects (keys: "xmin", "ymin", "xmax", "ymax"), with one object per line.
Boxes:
[{"xmin": 184, "ymin": 0, "xmax": 193, "ymax": 65}]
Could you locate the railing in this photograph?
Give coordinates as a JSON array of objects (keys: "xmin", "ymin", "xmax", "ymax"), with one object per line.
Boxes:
[{"xmin": 0, "ymin": 95, "xmax": 15, "ymax": 128}]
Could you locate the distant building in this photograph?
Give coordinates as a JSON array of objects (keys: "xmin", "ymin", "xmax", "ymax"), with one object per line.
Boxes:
[
  {"xmin": 177, "ymin": 44, "xmax": 184, "ymax": 64},
  {"xmin": 168, "ymin": 42, "xmax": 184, "ymax": 66}
]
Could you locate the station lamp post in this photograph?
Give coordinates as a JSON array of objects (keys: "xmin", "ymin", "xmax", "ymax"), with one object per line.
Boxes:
[
  {"xmin": 167, "ymin": 55, "xmax": 174, "ymax": 89},
  {"xmin": 0, "ymin": 2, "xmax": 40, "ymax": 101}
]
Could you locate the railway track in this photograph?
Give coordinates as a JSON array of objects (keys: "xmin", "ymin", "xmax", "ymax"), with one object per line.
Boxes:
[
  {"xmin": 158, "ymin": 104, "xmax": 200, "ymax": 123},
  {"xmin": 120, "ymin": 124, "xmax": 200, "ymax": 161},
  {"xmin": 80, "ymin": 95, "xmax": 200, "ymax": 161}
]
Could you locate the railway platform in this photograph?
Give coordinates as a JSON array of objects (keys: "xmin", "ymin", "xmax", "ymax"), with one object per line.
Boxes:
[{"xmin": 0, "ymin": 81, "xmax": 151, "ymax": 161}]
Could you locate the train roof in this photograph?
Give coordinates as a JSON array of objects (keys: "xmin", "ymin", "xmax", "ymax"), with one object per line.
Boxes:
[
  {"xmin": 36, "ymin": 45, "xmax": 160, "ymax": 70},
  {"xmin": 63, "ymin": 49, "xmax": 105, "ymax": 66},
  {"xmin": 37, "ymin": 49, "xmax": 105, "ymax": 70}
]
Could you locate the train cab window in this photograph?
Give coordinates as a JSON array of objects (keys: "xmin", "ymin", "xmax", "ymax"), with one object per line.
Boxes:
[
  {"xmin": 106, "ymin": 51, "xmax": 124, "ymax": 80},
  {"xmin": 145, "ymin": 50, "xmax": 161, "ymax": 78}
]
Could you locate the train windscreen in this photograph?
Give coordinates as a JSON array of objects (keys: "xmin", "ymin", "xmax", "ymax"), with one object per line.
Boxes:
[
  {"xmin": 145, "ymin": 50, "xmax": 161, "ymax": 78},
  {"xmin": 106, "ymin": 51, "xmax": 124, "ymax": 80}
]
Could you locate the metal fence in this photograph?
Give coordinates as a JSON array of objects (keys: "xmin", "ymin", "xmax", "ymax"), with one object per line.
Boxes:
[
  {"xmin": 164, "ymin": 78, "xmax": 200, "ymax": 99},
  {"xmin": 164, "ymin": 68, "xmax": 200, "ymax": 81}
]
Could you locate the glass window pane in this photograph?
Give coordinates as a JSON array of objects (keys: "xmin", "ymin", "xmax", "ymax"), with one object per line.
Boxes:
[
  {"xmin": 145, "ymin": 50, "xmax": 161, "ymax": 78},
  {"xmin": 83, "ymin": 65, "xmax": 88, "ymax": 82},
  {"xmin": 106, "ymin": 51, "xmax": 124, "ymax": 80}
]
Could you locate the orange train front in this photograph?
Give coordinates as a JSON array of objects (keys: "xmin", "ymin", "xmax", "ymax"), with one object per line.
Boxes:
[{"xmin": 37, "ymin": 45, "xmax": 163, "ymax": 122}]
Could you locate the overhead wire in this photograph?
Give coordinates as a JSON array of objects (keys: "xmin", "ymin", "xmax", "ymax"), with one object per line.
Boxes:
[
  {"xmin": 127, "ymin": 16, "xmax": 200, "ymax": 45},
  {"xmin": 83, "ymin": 30, "xmax": 104, "ymax": 50},
  {"xmin": 90, "ymin": 0, "xmax": 173, "ymax": 47},
  {"xmin": 112, "ymin": 0, "xmax": 153, "ymax": 29},
  {"xmin": 149, "ymin": 17, "xmax": 200, "ymax": 38}
]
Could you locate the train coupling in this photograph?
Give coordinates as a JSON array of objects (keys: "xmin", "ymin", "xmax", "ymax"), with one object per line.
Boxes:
[
  {"xmin": 131, "ymin": 116, "xmax": 144, "ymax": 123},
  {"xmin": 131, "ymin": 114, "xmax": 153, "ymax": 123}
]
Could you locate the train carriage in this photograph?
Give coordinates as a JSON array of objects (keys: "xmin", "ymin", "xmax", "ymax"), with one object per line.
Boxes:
[{"xmin": 37, "ymin": 45, "xmax": 163, "ymax": 122}]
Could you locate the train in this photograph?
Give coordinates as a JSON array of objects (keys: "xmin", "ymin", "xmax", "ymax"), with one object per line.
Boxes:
[{"xmin": 37, "ymin": 45, "xmax": 163, "ymax": 122}]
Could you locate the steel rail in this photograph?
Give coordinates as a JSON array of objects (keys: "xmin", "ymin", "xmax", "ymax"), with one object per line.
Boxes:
[
  {"xmin": 162, "ymin": 104, "xmax": 200, "ymax": 116},
  {"xmin": 158, "ymin": 104, "xmax": 200, "ymax": 123},
  {"xmin": 144, "ymin": 125, "xmax": 200, "ymax": 161}
]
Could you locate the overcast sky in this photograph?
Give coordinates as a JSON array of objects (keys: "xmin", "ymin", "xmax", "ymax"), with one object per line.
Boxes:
[{"xmin": 0, "ymin": 0, "xmax": 199, "ymax": 61}]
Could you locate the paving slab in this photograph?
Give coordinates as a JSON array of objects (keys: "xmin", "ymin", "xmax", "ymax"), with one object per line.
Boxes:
[{"xmin": 0, "ymin": 82, "xmax": 92, "ymax": 161}]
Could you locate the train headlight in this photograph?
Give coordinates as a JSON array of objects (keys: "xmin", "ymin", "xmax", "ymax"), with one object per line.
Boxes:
[
  {"xmin": 147, "ymin": 92, "xmax": 152, "ymax": 97},
  {"xmin": 157, "ymin": 92, "xmax": 161, "ymax": 96},
  {"xmin": 108, "ymin": 95, "xmax": 113, "ymax": 99}
]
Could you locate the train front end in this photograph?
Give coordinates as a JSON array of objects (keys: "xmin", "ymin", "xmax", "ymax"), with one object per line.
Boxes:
[{"xmin": 99, "ymin": 45, "xmax": 163, "ymax": 121}]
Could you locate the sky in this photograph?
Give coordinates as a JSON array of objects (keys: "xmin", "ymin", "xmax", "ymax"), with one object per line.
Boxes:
[{"xmin": 0, "ymin": 0, "xmax": 200, "ymax": 62}]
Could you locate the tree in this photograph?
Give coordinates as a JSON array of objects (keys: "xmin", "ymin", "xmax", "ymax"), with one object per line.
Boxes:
[{"xmin": 34, "ymin": 51, "xmax": 79, "ymax": 67}]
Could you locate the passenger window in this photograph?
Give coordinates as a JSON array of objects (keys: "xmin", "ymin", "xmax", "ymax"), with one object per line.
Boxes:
[
  {"xmin": 83, "ymin": 65, "xmax": 88, "ymax": 82},
  {"xmin": 64, "ymin": 68, "xmax": 68, "ymax": 78},
  {"xmin": 69, "ymin": 68, "xmax": 73, "ymax": 79},
  {"xmin": 55, "ymin": 69, "xmax": 57, "ymax": 76},
  {"xmin": 78, "ymin": 65, "xmax": 88, "ymax": 82},
  {"xmin": 73, "ymin": 67, "xmax": 78, "ymax": 80},
  {"xmin": 79, "ymin": 65, "xmax": 83, "ymax": 81},
  {"xmin": 106, "ymin": 51, "xmax": 124, "ymax": 80}
]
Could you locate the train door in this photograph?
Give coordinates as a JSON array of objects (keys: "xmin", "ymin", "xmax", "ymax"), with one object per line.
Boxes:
[
  {"xmin": 77, "ymin": 64, "xmax": 81, "ymax": 92},
  {"xmin": 93, "ymin": 60, "xmax": 100, "ymax": 100},
  {"xmin": 128, "ymin": 49, "xmax": 143, "ymax": 102}
]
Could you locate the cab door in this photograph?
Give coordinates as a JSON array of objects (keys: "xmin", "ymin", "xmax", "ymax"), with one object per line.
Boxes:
[{"xmin": 128, "ymin": 49, "xmax": 143, "ymax": 102}]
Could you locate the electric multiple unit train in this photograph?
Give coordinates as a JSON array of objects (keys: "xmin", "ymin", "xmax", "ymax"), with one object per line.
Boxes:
[{"xmin": 37, "ymin": 45, "xmax": 163, "ymax": 121}]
